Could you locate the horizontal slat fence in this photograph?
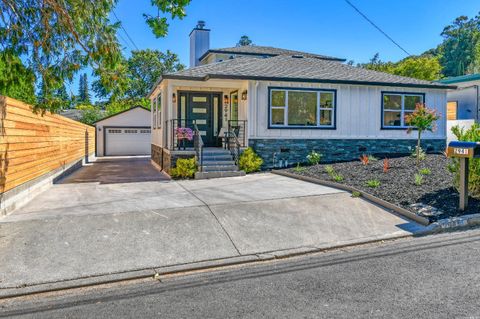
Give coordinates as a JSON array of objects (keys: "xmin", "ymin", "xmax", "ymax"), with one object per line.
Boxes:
[{"xmin": 0, "ymin": 96, "xmax": 95, "ymax": 193}]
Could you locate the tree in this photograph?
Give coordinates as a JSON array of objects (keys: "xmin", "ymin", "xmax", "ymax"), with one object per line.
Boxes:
[
  {"xmin": 92, "ymin": 49, "xmax": 184, "ymax": 114},
  {"xmin": 439, "ymin": 15, "xmax": 480, "ymax": 77},
  {"xmin": 78, "ymin": 74, "xmax": 91, "ymax": 104},
  {"xmin": 358, "ymin": 53, "xmax": 395, "ymax": 73},
  {"xmin": 392, "ymin": 56, "xmax": 442, "ymax": 81},
  {"xmin": 358, "ymin": 53, "xmax": 442, "ymax": 81},
  {"xmin": 405, "ymin": 103, "xmax": 440, "ymax": 166},
  {"xmin": 0, "ymin": 0, "xmax": 191, "ymax": 113},
  {"xmin": 126, "ymin": 49, "xmax": 185, "ymax": 98},
  {"xmin": 237, "ymin": 35, "xmax": 253, "ymax": 47},
  {"xmin": 54, "ymin": 84, "xmax": 72, "ymax": 109},
  {"xmin": 0, "ymin": 51, "xmax": 36, "ymax": 104}
]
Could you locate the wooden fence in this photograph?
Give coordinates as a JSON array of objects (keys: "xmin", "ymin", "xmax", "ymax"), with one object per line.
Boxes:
[{"xmin": 0, "ymin": 96, "xmax": 95, "ymax": 194}]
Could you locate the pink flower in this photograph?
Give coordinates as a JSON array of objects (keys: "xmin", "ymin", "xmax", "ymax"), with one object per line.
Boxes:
[{"xmin": 176, "ymin": 127, "xmax": 193, "ymax": 141}]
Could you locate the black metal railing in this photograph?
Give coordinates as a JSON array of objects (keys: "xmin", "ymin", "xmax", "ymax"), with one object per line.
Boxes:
[
  {"xmin": 193, "ymin": 123, "xmax": 204, "ymax": 172},
  {"xmin": 226, "ymin": 130, "xmax": 241, "ymax": 169},
  {"xmin": 228, "ymin": 120, "xmax": 247, "ymax": 147},
  {"xmin": 168, "ymin": 119, "xmax": 197, "ymax": 150}
]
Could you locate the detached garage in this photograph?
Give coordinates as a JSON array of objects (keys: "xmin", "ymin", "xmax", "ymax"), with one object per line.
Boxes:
[{"xmin": 95, "ymin": 106, "xmax": 151, "ymax": 156}]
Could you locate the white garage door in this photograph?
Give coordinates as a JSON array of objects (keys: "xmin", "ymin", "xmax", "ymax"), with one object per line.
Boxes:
[{"xmin": 105, "ymin": 127, "xmax": 151, "ymax": 156}]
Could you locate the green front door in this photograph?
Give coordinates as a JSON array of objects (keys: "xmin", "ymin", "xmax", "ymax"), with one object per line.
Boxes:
[{"xmin": 178, "ymin": 92, "xmax": 221, "ymax": 147}]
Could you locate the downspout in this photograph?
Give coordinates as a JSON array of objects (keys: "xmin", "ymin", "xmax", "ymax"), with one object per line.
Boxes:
[{"xmin": 476, "ymin": 85, "xmax": 479, "ymax": 122}]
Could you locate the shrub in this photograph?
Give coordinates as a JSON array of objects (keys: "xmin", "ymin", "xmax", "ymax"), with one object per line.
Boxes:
[
  {"xmin": 306, "ymin": 150, "xmax": 322, "ymax": 165},
  {"xmin": 293, "ymin": 162, "xmax": 305, "ymax": 173},
  {"xmin": 368, "ymin": 155, "xmax": 378, "ymax": 162},
  {"xmin": 239, "ymin": 147, "xmax": 263, "ymax": 173},
  {"xmin": 383, "ymin": 158, "xmax": 390, "ymax": 173},
  {"xmin": 451, "ymin": 123, "xmax": 480, "ymax": 198},
  {"xmin": 414, "ymin": 173, "xmax": 424, "ymax": 186},
  {"xmin": 410, "ymin": 146, "xmax": 426, "ymax": 161},
  {"xmin": 332, "ymin": 174, "xmax": 344, "ymax": 182},
  {"xmin": 351, "ymin": 191, "xmax": 361, "ymax": 198},
  {"xmin": 366, "ymin": 179, "xmax": 381, "ymax": 188},
  {"xmin": 419, "ymin": 168, "xmax": 431, "ymax": 175},
  {"xmin": 325, "ymin": 165, "xmax": 335, "ymax": 175},
  {"xmin": 359, "ymin": 154, "xmax": 369, "ymax": 165},
  {"xmin": 170, "ymin": 158, "xmax": 197, "ymax": 179},
  {"xmin": 405, "ymin": 103, "xmax": 440, "ymax": 166}
]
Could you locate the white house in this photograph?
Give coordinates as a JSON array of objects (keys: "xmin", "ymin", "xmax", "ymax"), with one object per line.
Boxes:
[
  {"xmin": 95, "ymin": 106, "xmax": 151, "ymax": 157},
  {"xmin": 148, "ymin": 21, "xmax": 453, "ymax": 178}
]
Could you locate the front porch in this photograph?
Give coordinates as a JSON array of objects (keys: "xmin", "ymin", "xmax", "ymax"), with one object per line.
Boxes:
[{"xmin": 150, "ymin": 79, "xmax": 250, "ymax": 177}]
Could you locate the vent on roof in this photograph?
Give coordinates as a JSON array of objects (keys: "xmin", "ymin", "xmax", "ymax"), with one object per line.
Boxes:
[{"xmin": 292, "ymin": 54, "xmax": 304, "ymax": 58}]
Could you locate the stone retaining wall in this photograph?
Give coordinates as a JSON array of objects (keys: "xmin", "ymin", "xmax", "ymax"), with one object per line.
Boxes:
[{"xmin": 249, "ymin": 138, "xmax": 446, "ymax": 169}]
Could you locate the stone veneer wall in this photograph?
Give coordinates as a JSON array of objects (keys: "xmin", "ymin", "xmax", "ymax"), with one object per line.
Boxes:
[
  {"xmin": 151, "ymin": 144, "xmax": 195, "ymax": 174},
  {"xmin": 249, "ymin": 138, "xmax": 446, "ymax": 169}
]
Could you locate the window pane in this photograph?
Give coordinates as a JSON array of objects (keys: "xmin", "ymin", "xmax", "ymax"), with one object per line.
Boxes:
[
  {"xmin": 288, "ymin": 91, "xmax": 317, "ymax": 126},
  {"xmin": 271, "ymin": 108, "xmax": 285, "ymax": 125},
  {"xmin": 383, "ymin": 94, "xmax": 402, "ymax": 110},
  {"xmin": 320, "ymin": 110, "xmax": 333, "ymax": 125},
  {"xmin": 271, "ymin": 90, "xmax": 286, "ymax": 107},
  {"xmin": 384, "ymin": 111, "xmax": 402, "ymax": 126},
  {"xmin": 320, "ymin": 92, "xmax": 334, "ymax": 108},
  {"xmin": 405, "ymin": 95, "xmax": 422, "ymax": 110}
]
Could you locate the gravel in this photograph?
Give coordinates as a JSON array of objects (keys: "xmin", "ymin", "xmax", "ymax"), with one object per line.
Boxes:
[{"xmin": 285, "ymin": 154, "xmax": 480, "ymax": 222}]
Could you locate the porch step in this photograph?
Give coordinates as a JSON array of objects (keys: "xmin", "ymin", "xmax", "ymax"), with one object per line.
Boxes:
[
  {"xmin": 195, "ymin": 147, "xmax": 245, "ymax": 179},
  {"xmin": 195, "ymin": 171, "xmax": 246, "ymax": 179},
  {"xmin": 201, "ymin": 160, "xmax": 236, "ymax": 166},
  {"xmin": 201, "ymin": 165, "xmax": 239, "ymax": 172},
  {"xmin": 201, "ymin": 154, "xmax": 233, "ymax": 161}
]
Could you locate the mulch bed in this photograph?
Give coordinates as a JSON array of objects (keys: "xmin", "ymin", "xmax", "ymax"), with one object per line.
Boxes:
[{"xmin": 285, "ymin": 154, "xmax": 480, "ymax": 222}]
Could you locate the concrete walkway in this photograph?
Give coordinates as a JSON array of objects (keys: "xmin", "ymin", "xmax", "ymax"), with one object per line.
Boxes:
[{"xmin": 0, "ymin": 169, "xmax": 426, "ymax": 290}]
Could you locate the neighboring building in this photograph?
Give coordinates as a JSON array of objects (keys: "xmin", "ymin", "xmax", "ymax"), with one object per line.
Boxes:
[
  {"xmin": 59, "ymin": 109, "xmax": 84, "ymax": 122},
  {"xmin": 149, "ymin": 21, "xmax": 453, "ymax": 176},
  {"xmin": 94, "ymin": 106, "xmax": 151, "ymax": 157},
  {"xmin": 437, "ymin": 74, "xmax": 480, "ymax": 121}
]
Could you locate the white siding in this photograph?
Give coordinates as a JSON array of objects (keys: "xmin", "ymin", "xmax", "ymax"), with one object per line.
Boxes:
[
  {"xmin": 249, "ymin": 80, "xmax": 447, "ymax": 140},
  {"xmin": 95, "ymin": 107, "xmax": 151, "ymax": 156}
]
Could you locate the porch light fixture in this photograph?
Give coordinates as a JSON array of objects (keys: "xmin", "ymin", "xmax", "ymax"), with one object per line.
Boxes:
[
  {"xmin": 241, "ymin": 90, "xmax": 248, "ymax": 100},
  {"xmin": 224, "ymin": 95, "xmax": 229, "ymax": 105},
  {"xmin": 172, "ymin": 93, "xmax": 177, "ymax": 103}
]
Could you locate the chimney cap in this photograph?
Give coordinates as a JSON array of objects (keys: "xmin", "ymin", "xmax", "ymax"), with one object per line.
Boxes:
[{"xmin": 197, "ymin": 20, "xmax": 206, "ymax": 29}]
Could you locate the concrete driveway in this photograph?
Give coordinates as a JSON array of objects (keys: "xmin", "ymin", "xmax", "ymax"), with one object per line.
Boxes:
[{"xmin": 0, "ymin": 159, "xmax": 426, "ymax": 289}]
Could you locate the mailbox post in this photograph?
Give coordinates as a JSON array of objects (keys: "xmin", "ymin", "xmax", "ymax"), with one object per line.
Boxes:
[{"xmin": 446, "ymin": 141, "xmax": 480, "ymax": 210}]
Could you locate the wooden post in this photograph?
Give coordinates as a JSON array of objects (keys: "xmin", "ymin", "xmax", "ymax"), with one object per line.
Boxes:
[
  {"xmin": 459, "ymin": 158, "xmax": 469, "ymax": 210},
  {"xmin": 85, "ymin": 129, "xmax": 89, "ymax": 164}
]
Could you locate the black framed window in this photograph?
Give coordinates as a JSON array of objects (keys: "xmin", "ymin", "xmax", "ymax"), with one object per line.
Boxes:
[
  {"xmin": 269, "ymin": 87, "xmax": 336, "ymax": 128},
  {"xmin": 382, "ymin": 92, "xmax": 424, "ymax": 128}
]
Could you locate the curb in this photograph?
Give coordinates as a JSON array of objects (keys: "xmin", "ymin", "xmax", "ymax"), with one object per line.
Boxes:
[
  {"xmin": 272, "ymin": 170, "xmax": 430, "ymax": 226},
  {"xmin": 0, "ymin": 232, "xmax": 416, "ymax": 300}
]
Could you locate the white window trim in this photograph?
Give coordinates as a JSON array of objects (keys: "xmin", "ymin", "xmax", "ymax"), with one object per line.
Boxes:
[
  {"xmin": 156, "ymin": 93, "xmax": 162, "ymax": 128},
  {"xmin": 382, "ymin": 92, "xmax": 424, "ymax": 128},
  {"xmin": 269, "ymin": 88, "xmax": 335, "ymax": 128}
]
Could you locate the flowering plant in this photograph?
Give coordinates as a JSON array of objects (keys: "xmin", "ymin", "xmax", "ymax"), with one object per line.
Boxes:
[
  {"xmin": 405, "ymin": 103, "xmax": 440, "ymax": 165},
  {"xmin": 175, "ymin": 127, "xmax": 193, "ymax": 141}
]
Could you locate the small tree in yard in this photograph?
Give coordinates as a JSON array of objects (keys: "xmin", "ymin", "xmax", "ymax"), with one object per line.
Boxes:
[{"xmin": 405, "ymin": 103, "xmax": 440, "ymax": 166}]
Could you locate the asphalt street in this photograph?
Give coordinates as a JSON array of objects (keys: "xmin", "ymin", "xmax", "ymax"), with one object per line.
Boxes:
[{"xmin": 1, "ymin": 228, "xmax": 480, "ymax": 318}]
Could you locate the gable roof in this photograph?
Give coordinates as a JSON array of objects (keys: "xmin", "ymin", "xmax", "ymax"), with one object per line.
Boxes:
[
  {"xmin": 94, "ymin": 105, "xmax": 150, "ymax": 124},
  {"xmin": 437, "ymin": 73, "xmax": 480, "ymax": 84},
  {"xmin": 199, "ymin": 45, "xmax": 346, "ymax": 62},
  {"xmin": 161, "ymin": 55, "xmax": 454, "ymax": 90}
]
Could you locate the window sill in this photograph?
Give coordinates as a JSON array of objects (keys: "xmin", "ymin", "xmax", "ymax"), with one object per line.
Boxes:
[{"xmin": 268, "ymin": 125, "xmax": 336, "ymax": 130}]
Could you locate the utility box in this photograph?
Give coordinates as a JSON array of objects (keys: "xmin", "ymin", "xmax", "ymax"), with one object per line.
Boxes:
[
  {"xmin": 446, "ymin": 141, "xmax": 480, "ymax": 210},
  {"xmin": 446, "ymin": 141, "xmax": 480, "ymax": 159}
]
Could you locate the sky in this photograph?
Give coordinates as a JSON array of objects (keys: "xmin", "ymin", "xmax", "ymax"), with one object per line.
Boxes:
[{"xmin": 80, "ymin": 0, "xmax": 480, "ymax": 100}]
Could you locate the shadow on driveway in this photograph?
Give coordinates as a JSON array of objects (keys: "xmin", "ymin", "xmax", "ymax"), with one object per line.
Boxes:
[{"xmin": 57, "ymin": 156, "xmax": 170, "ymax": 184}]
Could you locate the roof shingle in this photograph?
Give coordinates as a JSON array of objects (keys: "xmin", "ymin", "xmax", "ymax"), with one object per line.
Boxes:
[
  {"xmin": 200, "ymin": 45, "xmax": 345, "ymax": 62},
  {"xmin": 163, "ymin": 55, "xmax": 453, "ymax": 89}
]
